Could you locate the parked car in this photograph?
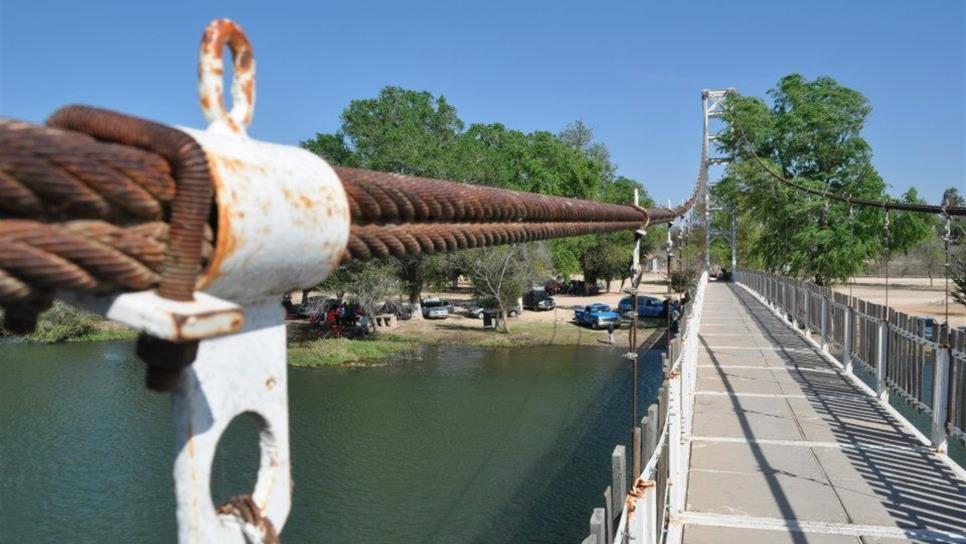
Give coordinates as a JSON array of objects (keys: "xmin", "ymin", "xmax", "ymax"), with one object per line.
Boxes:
[
  {"xmin": 467, "ymin": 304, "xmax": 521, "ymax": 318},
  {"xmin": 421, "ymin": 298, "xmax": 449, "ymax": 319},
  {"xmin": 486, "ymin": 305, "xmax": 521, "ymax": 318},
  {"xmin": 574, "ymin": 303, "xmax": 621, "ymax": 329},
  {"xmin": 544, "ymin": 279, "xmax": 564, "ymax": 295},
  {"xmin": 912, "ymin": 316, "xmax": 936, "ymax": 341},
  {"xmin": 523, "ymin": 290, "xmax": 555, "ymax": 311},
  {"xmin": 378, "ymin": 300, "xmax": 413, "ymax": 321},
  {"xmin": 618, "ymin": 295, "xmax": 666, "ymax": 318},
  {"xmin": 566, "ymin": 280, "xmax": 601, "ymax": 296}
]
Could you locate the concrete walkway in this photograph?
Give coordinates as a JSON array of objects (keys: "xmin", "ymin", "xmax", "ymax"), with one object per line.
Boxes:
[{"xmin": 681, "ymin": 283, "xmax": 966, "ymax": 543}]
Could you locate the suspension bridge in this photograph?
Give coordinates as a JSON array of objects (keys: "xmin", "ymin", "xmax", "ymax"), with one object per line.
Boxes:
[{"xmin": 1, "ymin": 18, "xmax": 964, "ymax": 544}]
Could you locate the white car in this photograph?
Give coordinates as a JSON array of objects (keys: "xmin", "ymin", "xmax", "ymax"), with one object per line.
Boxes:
[{"xmin": 421, "ymin": 299, "xmax": 449, "ymax": 319}]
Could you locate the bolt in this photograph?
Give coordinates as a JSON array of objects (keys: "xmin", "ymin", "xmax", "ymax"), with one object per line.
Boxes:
[{"xmin": 136, "ymin": 333, "xmax": 199, "ymax": 392}]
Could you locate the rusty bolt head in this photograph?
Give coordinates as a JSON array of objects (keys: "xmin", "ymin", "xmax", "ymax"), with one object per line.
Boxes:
[{"xmin": 136, "ymin": 333, "xmax": 199, "ymax": 392}]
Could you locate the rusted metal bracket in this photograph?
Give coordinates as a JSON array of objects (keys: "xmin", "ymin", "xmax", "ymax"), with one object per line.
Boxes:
[
  {"xmin": 62, "ymin": 19, "xmax": 349, "ymax": 543},
  {"xmin": 66, "ymin": 290, "xmax": 244, "ymax": 341}
]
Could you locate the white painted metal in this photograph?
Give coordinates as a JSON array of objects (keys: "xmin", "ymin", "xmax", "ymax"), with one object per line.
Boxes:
[
  {"xmin": 843, "ymin": 305, "xmax": 854, "ymax": 375},
  {"xmin": 875, "ymin": 319, "xmax": 889, "ymax": 400},
  {"xmin": 931, "ymin": 346, "xmax": 950, "ymax": 453},
  {"xmin": 730, "ymin": 212, "xmax": 737, "ymax": 272},
  {"xmin": 172, "ymin": 300, "xmax": 291, "ymax": 543},
  {"xmin": 803, "ymin": 288, "xmax": 811, "ymax": 334},
  {"xmin": 64, "ymin": 290, "xmax": 244, "ymax": 341},
  {"xmin": 819, "ymin": 294, "xmax": 828, "ymax": 351},
  {"xmin": 184, "ymin": 126, "xmax": 350, "ymax": 304},
  {"xmin": 166, "ymin": 20, "xmax": 345, "ymax": 543},
  {"xmin": 172, "ymin": 300, "xmax": 291, "ymax": 542}
]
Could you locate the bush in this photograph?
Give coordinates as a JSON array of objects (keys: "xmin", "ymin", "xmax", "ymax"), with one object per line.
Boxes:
[
  {"xmin": 23, "ymin": 301, "xmax": 101, "ymax": 343},
  {"xmin": 670, "ymin": 270, "xmax": 697, "ymax": 294}
]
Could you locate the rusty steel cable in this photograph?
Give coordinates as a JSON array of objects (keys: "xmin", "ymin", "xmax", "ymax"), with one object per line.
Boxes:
[
  {"xmin": 725, "ymin": 102, "xmax": 966, "ymax": 216},
  {"xmin": 0, "ymin": 107, "xmax": 703, "ymax": 328}
]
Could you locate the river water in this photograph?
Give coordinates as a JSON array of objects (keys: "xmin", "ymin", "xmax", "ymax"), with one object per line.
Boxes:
[{"xmin": 0, "ymin": 341, "xmax": 664, "ymax": 543}]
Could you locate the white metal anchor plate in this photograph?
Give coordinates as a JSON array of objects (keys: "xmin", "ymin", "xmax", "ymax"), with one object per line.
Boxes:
[{"xmin": 172, "ymin": 300, "xmax": 290, "ymax": 542}]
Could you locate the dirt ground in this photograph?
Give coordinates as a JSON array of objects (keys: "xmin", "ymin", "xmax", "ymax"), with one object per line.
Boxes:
[
  {"xmin": 833, "ymin": 276, "xmax": 966, "ymax": 327},
  {"xmin": 296, "ymin": 272, "xmax": 675, "ymax": 349}
]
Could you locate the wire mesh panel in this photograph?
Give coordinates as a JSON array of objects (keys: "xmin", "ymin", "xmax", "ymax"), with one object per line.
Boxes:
[
  {"xmin": 885, "ymin": 310, "xmax": 936, "ymax": 413},
  {"xmin": 794, "ymin": 283, "xmax": 807, "ymax": 325},
  {"xmin": 807, "ymin": 284, "xmax": 824, "ymax": 332},
  {"xmin": 828, "ymin": 291, "xmax": 850, "ymax": 351},
  {"xmin": 852, "ymin": 298, "xmax": 882, "ymax": 374}
]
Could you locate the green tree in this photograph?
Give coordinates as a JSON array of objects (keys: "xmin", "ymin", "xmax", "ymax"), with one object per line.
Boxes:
[
  {"xmin": 303, "ymin": 87, "xmax": 466, "ymax": 310},
  {"xmin": 717, "ymin": 74, "xmax": 928, "ymax": 284},
  {"xmin": 340, "ymin": 86, "xmax": 463, "ymax": 177},
  {"xmin": 299, "ymin": 132, "xmax": 356, "ymax": 166},
  {"xmin": 462, "ymin": 244, "xmax": 550, "ymax": 333}
]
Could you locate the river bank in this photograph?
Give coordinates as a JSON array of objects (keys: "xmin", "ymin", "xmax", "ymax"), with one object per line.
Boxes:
[{"xmin": 288, "ymin": 317, "xmax": 665, "ymax": 367}]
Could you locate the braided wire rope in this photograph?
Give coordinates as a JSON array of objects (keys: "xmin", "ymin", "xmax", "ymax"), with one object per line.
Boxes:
[{"xmin": 0, "ymin": 107, "xmax": 706, "ymax": 324}]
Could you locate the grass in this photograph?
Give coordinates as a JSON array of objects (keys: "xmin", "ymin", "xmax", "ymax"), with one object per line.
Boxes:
[
  {"xmin": 1, "ymin": 302, "xmax": 137, "ymax": 344},
  {"xmin": 288, "ymin": 337, "xmax": 420, "ymax": 367},
  {"xmin": 287, "ymin": 318, "xmax": 664, "ymax": 367}
]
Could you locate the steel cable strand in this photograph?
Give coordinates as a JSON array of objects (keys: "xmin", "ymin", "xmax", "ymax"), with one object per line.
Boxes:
[
  {"xmin": 334, "ymin": 167, "xmax": 651, "ymax": 225},
  {"xmin": 47, "ymin": 106, "xmax": 214, "ymax": 302},
  {"xmin": 725, "ymin": 102, "xmax": 966, "ymax": 216},
  {"xmin": 0, "ymin": 119, "xmax": 175, "ymax": 220}
]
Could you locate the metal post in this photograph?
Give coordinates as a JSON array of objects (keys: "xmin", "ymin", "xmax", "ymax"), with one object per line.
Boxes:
[
  {"xmin": 730, "ymin": 210, "xmax": 737, "ymax": 272},
  {"xmin": 843, "ymin": 305, "xmax": 854, "ymax": 375},
  {"xmin": 820, "ymin": 294, "xmax": 828, "ymax": 351},
  {"xmin": 876, "ymin": 317, "xmax": 889, "ymax": 400},
  {"xmin": 931, "ymin": 326, "xmax": 951, "ymax": 453},
  {"xmin": 667, "ymin": 371, "xmax": 683, "ymax": 518},
  {"xmin": 702, "ymin": 93, "xmax": 711, "ymax": 272},
  {"xmin": 628, "ymin": 189, "xmax": 643, "ymax": 477},
  {"xmin": 803, "ymin": 287, "xmax": 811, "ymax": 335}
]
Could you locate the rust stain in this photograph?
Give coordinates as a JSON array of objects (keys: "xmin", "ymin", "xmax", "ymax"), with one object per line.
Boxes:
[
  {"xmin": 624, "ymin": 478, "xmax": 655, "ymax": 521},
  {"xmin": 265, "ymin": 375, "xmax": 277, "ymax": 390},
  {"xmin": 218, "ymin": 156, "xmax": 248, "ymax": 173},
  {"xmin": 196, "ymin": 158, "xmax": 240, "ymax": 289},
  {"xmin": 242, "ymin": 77, "xmax": 254, "ymax": 104}
]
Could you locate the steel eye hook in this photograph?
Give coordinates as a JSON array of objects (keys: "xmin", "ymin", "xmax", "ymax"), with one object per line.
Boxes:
[{"xmin": 199, "ymin": 19, "xmax": 256, "ymax": 135}]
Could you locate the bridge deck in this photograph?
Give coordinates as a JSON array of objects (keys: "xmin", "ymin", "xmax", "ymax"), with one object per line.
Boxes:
[{"xmin": 681, "ymin": 283, "xmax": 966, "ymax": 543}]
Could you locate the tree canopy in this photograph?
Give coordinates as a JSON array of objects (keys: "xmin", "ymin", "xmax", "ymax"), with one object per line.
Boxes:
[
  {"xmin": 302, "ymin": 88, "xmax": 660, "ymax": 303},
  {"xmin": 716, "ymin": 74, "xmax": 931, "ymax": 284}
]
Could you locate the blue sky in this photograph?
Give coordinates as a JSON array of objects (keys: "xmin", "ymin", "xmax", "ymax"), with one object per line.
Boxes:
[{"xmin": 1, "ymin": 1, "xmax": 962, "ymax": 205}]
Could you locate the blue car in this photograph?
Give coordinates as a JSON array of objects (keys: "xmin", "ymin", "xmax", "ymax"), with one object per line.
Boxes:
[
  {"xmin": 618, "ymin": 295, "xmax": 666, "ymax": 318},
  {"xmin": 574, "ymin": 303, "xmax": 621, "ymax": 329}
]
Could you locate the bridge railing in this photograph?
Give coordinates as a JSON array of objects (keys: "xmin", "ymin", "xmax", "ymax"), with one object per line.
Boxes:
[
  {"xmin": 735, "ymin": 269, "xmax": 966, "ymax": 460},
  {"xmin": 579, "ymin": 271, "xmax": 708, "ymax": 544}
]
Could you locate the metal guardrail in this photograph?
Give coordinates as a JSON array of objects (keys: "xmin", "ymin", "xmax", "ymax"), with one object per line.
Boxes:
[
  {"xmin": 579, "ymin": 271, "xmax": 709, "ymax": 544},
  {"xmin": 735, "ymin": 270, "xmax": 965, "ymax": 455}
]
